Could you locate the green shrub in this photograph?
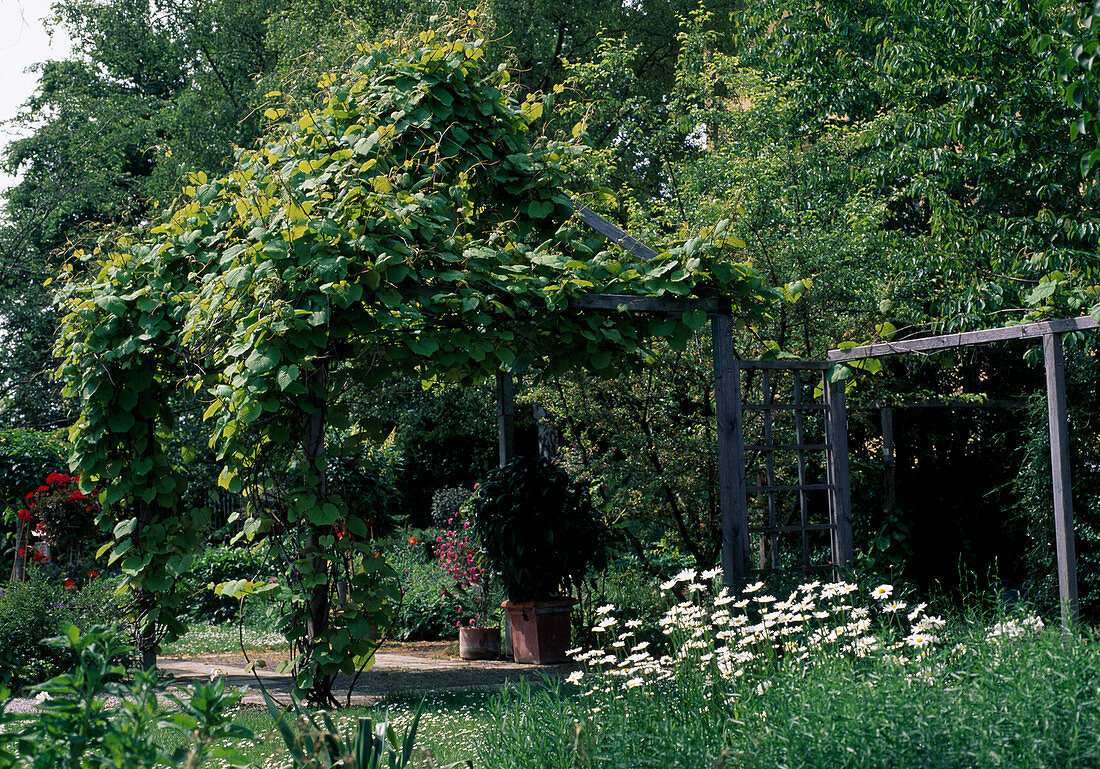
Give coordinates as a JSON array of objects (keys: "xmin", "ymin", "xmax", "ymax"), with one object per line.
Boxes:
[
  {"xmin": 473, "ymin": 456, "xmax": 606, "ymax": 601},
  {"xmin": 386, "ymin": 533, "xmax": 466, "ymax": 641},
  {"xmin": 0, "ymin": 573, "xmax": 125, "ymax": 690},
  {"xmin": 0, "ymin": 429, "xmax": 65, "ymax": 513},
  {"xmin": 357, "ymin": 379, "xmax": 496, "ymax": 527},
  {"xmin": 178, "ymin": 542, "xmax": 278, "ymax": 623},
  {"xmin": 329, "ymin": 443, "xmax": 405, "ymax": 533},
  {"xmin": 430, "ymin": 487, "xmax": 473, "ymax": 528}
]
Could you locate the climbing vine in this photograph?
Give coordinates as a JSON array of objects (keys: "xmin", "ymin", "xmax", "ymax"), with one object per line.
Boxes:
[{"xmin": 54, "ymin": 12, "xmax": 779, "ymax": 703}]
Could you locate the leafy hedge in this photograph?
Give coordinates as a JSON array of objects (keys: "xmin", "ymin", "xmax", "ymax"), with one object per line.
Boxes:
[
  {"xmin": 0, "ymin": 573, "xmax": 126, "ymax": 690},
  {"xmin": 177, "ymin": 543, "xmax": 279, "ymax": 623}
]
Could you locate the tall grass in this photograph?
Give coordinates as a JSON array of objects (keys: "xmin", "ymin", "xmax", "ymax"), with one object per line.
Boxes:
[{"xmin": 479, "ymin": 574, "xmax": 1100, "ymax": 768}]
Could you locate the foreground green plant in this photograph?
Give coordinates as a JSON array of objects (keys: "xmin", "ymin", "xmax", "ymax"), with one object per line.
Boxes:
[
  {"xmin": 5, "ymin": 623, "xmax": 251, "ymax": 769},
  {"xmin": 262, "ymin": 685, "xmax": 423, "ymax": 769}
]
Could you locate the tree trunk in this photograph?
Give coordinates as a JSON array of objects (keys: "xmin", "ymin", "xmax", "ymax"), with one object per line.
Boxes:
[
  {"xmin": 300, "ymin": 363, "xmax": 335, "ymax": 705},
  {"xmin": 10, "ymin": 518, "xmax": 26, "ymax": 582}
]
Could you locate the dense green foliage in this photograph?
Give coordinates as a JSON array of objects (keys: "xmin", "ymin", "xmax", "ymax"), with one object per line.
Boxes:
[
  {"xmin": 0, "ymin": 574, "xmax": 125, "ymax": 690},
  {"xmin": 473, "ymin": 455, "xmax": 606, "ymax": 601}
]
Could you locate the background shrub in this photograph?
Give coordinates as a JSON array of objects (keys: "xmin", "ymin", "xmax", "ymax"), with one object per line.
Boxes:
[
  {"xmin": 177, "ymin": 542, "xmax": 278, "ymax": 623},
  {"xmin": 386, "ymin": 532, "xmax": 465, "ymax": 640},
  {"xmin": 430, "ymin": 487, "xmax": 474, "ymax": 528},
  {"xmin": 329, "ymin": 442, "xmax": 404, "ymax": 534},
  {"xmin": 0, "ymin": 429, "xmax": 65, "ymax": 512},
  {"xmin": 0, "ymin": 573, "xmax": 126, "ymax": 690}
]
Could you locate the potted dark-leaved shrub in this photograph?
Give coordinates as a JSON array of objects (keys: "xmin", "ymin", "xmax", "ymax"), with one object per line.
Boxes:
[{"xmin": 472, "ymin": 456, "xmax": 605, "ymax": 664}]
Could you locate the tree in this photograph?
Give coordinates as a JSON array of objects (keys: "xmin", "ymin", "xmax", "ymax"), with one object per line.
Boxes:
[{"xmin": 0, "ymin": 0, "xmax": 433, "ymax": 429}]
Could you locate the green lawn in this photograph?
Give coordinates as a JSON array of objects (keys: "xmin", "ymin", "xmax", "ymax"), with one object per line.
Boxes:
[
  {"xmin": 151, "ymin": 689, "xmax": 498, "ymax": 768},
  {"xmin": 160, "ymin": 621, "xmax": 290, "ymax": 657}
]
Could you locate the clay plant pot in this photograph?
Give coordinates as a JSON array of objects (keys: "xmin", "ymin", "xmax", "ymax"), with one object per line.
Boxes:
[
  {"xmin": 458, "ymin": 626, "xmax": 501, "ymax": 660},
  {"xmin": 502, "ymin": 598, "xmax": 577, "ymax": 664}
]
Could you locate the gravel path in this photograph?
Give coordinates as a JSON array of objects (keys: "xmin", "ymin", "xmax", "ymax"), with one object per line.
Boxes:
[{"xmin": 6, "ymin": 643, "xmax": 574, "ymax": 711}]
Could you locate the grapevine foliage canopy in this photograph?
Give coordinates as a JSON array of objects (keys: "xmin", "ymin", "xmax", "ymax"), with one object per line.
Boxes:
[
  {"xmin": 57, "ymin": 13, "xmax": 777, "ymax": 496},
  {"xmin": 51, "ymin": 13, "xmax": 778, "ymax": 694}
]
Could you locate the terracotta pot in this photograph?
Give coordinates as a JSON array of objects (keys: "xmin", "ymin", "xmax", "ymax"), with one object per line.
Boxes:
[
  {"xmin": 458, "ymin": 626, "xmax": 501, "ymax": 660},
  {"xmin": 502, "ymin": 598, "xmax": 577, "ymax": 664}
]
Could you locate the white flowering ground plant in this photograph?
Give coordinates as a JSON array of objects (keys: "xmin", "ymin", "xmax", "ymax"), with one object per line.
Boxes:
[
  {"xmin": 565, "ymin": 570, "xmax": 966, "ymax": 698},
  {"xmin": 482, "ymin": 572, "xmax": 1091, "ymax": 768}
]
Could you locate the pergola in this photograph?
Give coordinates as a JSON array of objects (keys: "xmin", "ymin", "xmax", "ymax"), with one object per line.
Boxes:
[
  {"xmin": 496, "ymin": 205, "xmax": 853, "ymax": 593},
  {"xmin": 495, "ymin": 206, "xmax": 1088, "ymax": 627},
  {"xmin": 828, "ymin": 316, "xmax": 1098, "ymax": 626}
]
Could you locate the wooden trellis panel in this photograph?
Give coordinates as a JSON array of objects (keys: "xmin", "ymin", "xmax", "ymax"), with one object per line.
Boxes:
[{"xmin": 733, "ymin": 361, "xmax": 853, "ymax": 577}]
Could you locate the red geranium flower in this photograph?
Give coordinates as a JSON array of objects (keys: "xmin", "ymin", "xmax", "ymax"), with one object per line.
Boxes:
[
  {"xmin": 17, "ymin": 549, "xmax": 26, "ymax": 557},
  {"xmin": 87, "ymin": 571, "xmax": 99, "ymax": 579},
  {"xmin": 24, "ymin": 492, "xmax": 34, "ymax": 502},
  {"xmin": 408, "ymin": 536, "xmax": 418, "ymax": 545},
  {"xmin": 64, "ymin": 579, "xmax": 75, "ymax": 588},
  {"xmin": 69, "ymin": 490, "xmax": 86, "ymax": 501},
  {"xmin": 46, "ymin": 472, "xmax": 67, "ymax": 485},
  {"xmin": 31, "ymin": 550, "xmax": 45, "ymax": 563},
  {"xmin": 17, "ymin": 509, "xmax": 31, "ymax": 522},
  {"xmin": 36, "ymin": 486, "xmax": 47, "ymax": 493}
]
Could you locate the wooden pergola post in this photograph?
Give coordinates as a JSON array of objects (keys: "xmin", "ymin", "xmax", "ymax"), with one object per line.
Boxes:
[
  {"xmin": 712, "ymin": 311, "xmax": 749, "ymax": 585},
  {"xmin": 1043, "ymin": 333, "xmax": 1079, "ymax": 626},
  {"xmin": 824, "ymin": 378, "xmax": 854, "ymax": 569},
  {"xmin": 496, "ymin": 371, "xmax": 515, "ymax": 467}
]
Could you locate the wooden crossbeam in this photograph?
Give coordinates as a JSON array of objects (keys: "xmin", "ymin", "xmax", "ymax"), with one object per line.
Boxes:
[
  {"xmin": 738, "ymin": 359, "xmax": 834, "ymax": 370},
  {"xmin": 827, "ymin": 315, "xmax": 1100, "ymax": 362},
  {"xmin": 571, "ymin": 202, "xmax": 660, "ymax": 261},
  {"xmin": 572, "ymin": 293, "xmax": 725, "ymax": 315}
]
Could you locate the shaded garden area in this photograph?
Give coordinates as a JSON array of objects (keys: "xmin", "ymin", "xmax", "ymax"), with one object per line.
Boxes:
[{"xmin": 2, "ymin": 0, "xmax": 1100, "ymax": 765}]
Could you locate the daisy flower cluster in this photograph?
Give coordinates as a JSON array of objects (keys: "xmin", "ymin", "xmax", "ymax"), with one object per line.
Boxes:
[
  {"xmin": 987, "ymin": 614, "xmax": 1045, "ymax": 641},
  {"xmin": 566, "ymin": 570, "xmax": 951, "ymax": 693}
]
